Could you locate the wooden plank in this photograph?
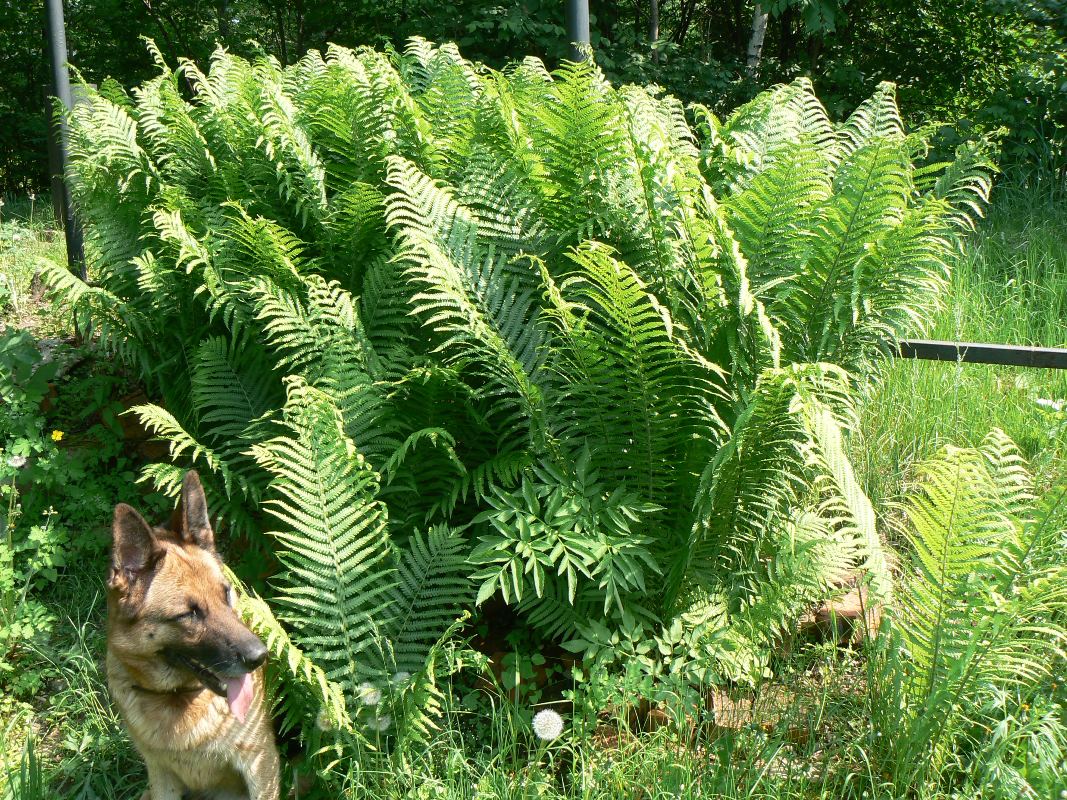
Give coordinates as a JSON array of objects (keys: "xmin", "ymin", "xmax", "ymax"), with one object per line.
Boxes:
[{"xmin": 896, "ymin": 339, "xmax": 1067, "ymax": 369}]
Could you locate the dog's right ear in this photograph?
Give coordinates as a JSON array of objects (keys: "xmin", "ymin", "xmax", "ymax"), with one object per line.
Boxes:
[{"xmin": 109, "ymin": 503, "xmax": 161, "ymax": 591}]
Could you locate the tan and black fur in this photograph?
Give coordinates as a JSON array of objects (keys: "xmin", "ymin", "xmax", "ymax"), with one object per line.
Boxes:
[{"xmin": 107, "ymin": 471, "xmax": 280, "ymax": 800}]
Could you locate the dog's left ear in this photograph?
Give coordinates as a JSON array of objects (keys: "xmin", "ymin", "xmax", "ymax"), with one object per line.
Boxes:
[{"xmin": 171, "ymin": 470, "xmax": 215, "ymax": 551}]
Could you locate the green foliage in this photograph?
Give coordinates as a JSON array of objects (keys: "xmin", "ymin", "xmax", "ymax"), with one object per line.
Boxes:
[
  {"xmin": 869, "ymin": 430, "xmax": 1067, "ymax": 796},
  {"xmin": 0, "ymin": 329, "xmax": 147, "ymax": 697},
  {"xmin": 7, "ymin": 0, "xmax": 1066, "ymax": 192},
  {"xmin": 46, "ymin": 40, "xmax": 988, "ymax": 770}
]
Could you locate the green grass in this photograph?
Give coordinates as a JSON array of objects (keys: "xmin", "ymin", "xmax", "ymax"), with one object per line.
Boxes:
[
  {"xmin": 856, "ymin": 181, "xmax": 1067, "ymax": 508},
  {"xmin": 0, "ymin": 196, "xmax": 66, "ymax": 338},
  {"xmin": 2, "ymin": 181, "xmax": 1066, "ymax": 799}
]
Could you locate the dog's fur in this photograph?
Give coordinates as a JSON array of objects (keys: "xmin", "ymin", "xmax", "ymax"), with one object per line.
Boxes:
[{"xmin": 107, "ymin": 471, "xmax": 279, "ymax": 800}]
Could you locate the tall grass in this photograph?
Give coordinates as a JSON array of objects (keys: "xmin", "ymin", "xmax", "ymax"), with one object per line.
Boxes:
[
  {"xmin": 0, "ymin": 195, "xmax": 65, "ymax": 336},
  {"xmin": 856, "ymin": 181, "xmax": 1067, "ymax": 507}
]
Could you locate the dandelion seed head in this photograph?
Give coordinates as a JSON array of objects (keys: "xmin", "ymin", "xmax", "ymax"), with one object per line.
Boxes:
[
  {"xmin": 366, "ymin": 713, "xmax": 392, "ymax": 732},
  {"xmin": 357, "ymin": 681, "xmax": 381, "ymax": 706},
  {"xmin": 315, "ymin": 707, "xmax": 334, "ymax": 731},
  {"xmin": 392, "ymin": 671, "xmax": 411, "ymax": 684},
  {"xmin": 532, "ymin": 708, "xmax": 564, "ymax": 741},
  {"xmin": 6, "ymin": 455, "xmax": 27, "ymax": 469}
]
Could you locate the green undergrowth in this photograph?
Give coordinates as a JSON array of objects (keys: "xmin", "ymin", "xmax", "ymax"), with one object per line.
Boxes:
[{"xmin": 2, "ymin": 176, "xmax": 1064, "ymax": 800}]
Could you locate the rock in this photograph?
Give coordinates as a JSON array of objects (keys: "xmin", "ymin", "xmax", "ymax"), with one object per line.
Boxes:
[{"xmin": 798, "ymin": 583, "xmax": 881, "ymax": 647}]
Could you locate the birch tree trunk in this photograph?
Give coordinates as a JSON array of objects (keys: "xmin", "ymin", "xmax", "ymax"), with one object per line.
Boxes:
[{"xmin": 747, "ymin": 3, "xmax": 769, "ymax": 77}]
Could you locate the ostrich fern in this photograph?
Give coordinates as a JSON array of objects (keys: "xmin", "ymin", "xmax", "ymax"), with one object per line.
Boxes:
[
  {"xmin": 50, "ymin": 39, "xmax": 990, "ymax": 737},
  {"xmin": 871, "ymin": 431, "xmax": 1067, "ymax": 795}
]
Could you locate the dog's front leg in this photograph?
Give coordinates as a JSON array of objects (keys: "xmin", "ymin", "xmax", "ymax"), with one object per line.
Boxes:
[
  {"xmin": 239, "ymin": 745, "xmax": 281, "ymax": 800},
  {"xmin": 141, "ymin": 761, "xmax": 186, "ymax": 800}
]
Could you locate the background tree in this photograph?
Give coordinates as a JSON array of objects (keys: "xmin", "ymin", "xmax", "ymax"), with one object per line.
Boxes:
[{"xmin": 3, "ymin": 0, "xmax": 1065, "ymax": 191}]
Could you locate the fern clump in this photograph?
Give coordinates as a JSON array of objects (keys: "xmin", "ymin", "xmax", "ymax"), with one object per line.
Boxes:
[
  {"xmin": 50, "ymin": 39, "xmax": 990, "ymax": 754},
  {"xmin": 869, "ymin": 431, "xmax": 1067, "ymax": 796}
]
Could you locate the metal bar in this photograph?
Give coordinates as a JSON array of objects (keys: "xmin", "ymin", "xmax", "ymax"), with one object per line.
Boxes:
[
  {"xmin": 566, "ymin": 0, "xmax": 590, "ymax": 62},
  {"xmin": 896, "ymin": 339, "xmax": 1067, "ymax": 370},
  {"xmin": 45, "ymin": 0, "xmax": 85, "ymax": 279}
]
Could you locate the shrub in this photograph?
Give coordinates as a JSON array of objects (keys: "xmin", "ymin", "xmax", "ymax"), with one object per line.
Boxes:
[{"xmin": 46, "ymin": 39, "xmax": 989, "ymax": 758}]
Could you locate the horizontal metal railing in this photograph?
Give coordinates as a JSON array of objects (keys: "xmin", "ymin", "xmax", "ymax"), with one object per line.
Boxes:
[{"xmin": 896, "ymin": 339, "xmax": 1067, "ymax": 370}]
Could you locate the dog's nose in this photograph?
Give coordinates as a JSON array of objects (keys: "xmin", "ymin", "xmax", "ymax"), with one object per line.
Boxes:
[{"xmin": 241, "ymin": 640, "xmax": 268, "ymax": 671}]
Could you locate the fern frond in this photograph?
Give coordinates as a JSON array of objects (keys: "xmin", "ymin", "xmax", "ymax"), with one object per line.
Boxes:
[
  {"xmin": 130, "ymin": 403, "xmax": 231, "ymax": 488},
  {"xmin": 543, "ymin": 242, "xmax": 726, "ymax": 502},
  {"xmin": 252, "ymin": 380, "xmax": 397, "ymax": 697},
  {"xmin": 837, "ymin": 81, "xmax": 904, "ymax": 157},
  {"xmin": 383, "ymin": 527, "xmax": 472, "ymax": 674},
  {"xmin": 386, "ymin": 156, "xmax": 547, "ymax": 447},
  {"xmin": 886, "ymin": 430, "xmax": 1067, "ymax": 780},
  {"xmin": 229, "ymin": 573, "xmax": 353, "ymax": 737}
]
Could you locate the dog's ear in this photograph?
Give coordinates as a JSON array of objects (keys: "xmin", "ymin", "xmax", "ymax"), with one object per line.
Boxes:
[
  {"xmin": 172, "ymin": 470, "xmax": 215, "ymax": 551},
  {"xmin": 110, "ymin": 504, "xmax": 161, "ymax": 590}
]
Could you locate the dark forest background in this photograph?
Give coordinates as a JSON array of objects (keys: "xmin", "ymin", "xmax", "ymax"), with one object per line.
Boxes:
[{"xmin": 2, "ymin": 0, "xmax": 1066, "ymax": 192}]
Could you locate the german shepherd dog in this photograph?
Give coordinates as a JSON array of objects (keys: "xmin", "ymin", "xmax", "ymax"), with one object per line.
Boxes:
[{"xmin": 107, "ymin": 471, "xmax": 280, "ymax": 799}]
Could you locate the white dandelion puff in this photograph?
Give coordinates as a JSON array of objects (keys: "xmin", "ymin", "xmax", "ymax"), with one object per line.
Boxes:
[
  {"xmin": 315, "ymin": 707, "xmax": 334, "ymax": 731},
  {"xmin": 357, "ymin": 681, "xmax": 381, "ymax": 706},
  {"xmin": 366, "ymin": 713, "xmax": 392, "ymax": 732},
  {"xmin": 6, "ymin": 455, "xmax": 27, "ymax": 469},
  {"xmin": 391, "ymin": 671, "xmax": 411, "ymax": 685},
  {"xmin": 532, "ymin": 708, "xmax": 564, "ymax": 741}
]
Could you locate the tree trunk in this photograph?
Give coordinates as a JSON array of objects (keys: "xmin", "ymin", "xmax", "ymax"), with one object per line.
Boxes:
[
  {"xmin": 217, "ymin": 0, "xmax": 229, "ymax": 42},
  {"xmin": 746, "ymin": 3, "xmax": 769, "ymax": 78},
  {"xmin": 271, "ymin": 4, "xmax": 289, "ymax": 64},
  {"xmin": 650, "ymin": 0, "xmax": 660, "ymax": 63},
  {"xmin": 672, "ymin": 0, "xmax": 697, "ymax": 44}
]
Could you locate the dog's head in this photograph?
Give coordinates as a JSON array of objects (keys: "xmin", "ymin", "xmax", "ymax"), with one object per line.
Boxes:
[{"xmin": 107, "ymin": 471, "xmax": 266, "ymax": 706}]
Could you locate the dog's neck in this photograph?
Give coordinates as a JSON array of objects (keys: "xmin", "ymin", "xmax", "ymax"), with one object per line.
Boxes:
[{"xmin": 106, "ymin": 648, "xmax": 205, "ymax": 698}]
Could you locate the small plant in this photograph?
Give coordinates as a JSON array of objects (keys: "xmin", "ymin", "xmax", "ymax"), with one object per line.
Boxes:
[
  {"xmin": 0, "ymin": 327, "xmax": 147, "ymax": 697},
  {"xmin": 868, "ymin": 430, "xmax": 1067, "ymax": 796}
]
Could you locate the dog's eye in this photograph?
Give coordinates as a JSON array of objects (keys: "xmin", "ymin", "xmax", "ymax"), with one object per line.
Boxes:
[{"xmin": 172, "ymin": 603, "xmax": 203, "ymax": 622}]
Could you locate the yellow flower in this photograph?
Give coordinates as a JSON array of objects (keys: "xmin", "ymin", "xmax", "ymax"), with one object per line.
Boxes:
[{"xmin": 51, "ymin": 430, "xmax": 64, "ymax": 442}]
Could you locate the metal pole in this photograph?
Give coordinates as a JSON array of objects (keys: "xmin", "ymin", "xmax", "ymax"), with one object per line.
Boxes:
[
  {"xmin": 566, "ymin": 0, "xmax": 590, "ymax": 62},
  {"xmin": 44, "ymin": 0, "xmax": 85, "ymax": 279}
]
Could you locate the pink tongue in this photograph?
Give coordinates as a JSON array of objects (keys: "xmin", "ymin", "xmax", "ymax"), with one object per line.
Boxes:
[{"xmin": 225, "ymin": 673, "xmax": 254, "ymax": 723}]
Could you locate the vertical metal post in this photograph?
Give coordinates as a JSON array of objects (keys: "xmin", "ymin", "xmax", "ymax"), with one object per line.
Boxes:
[
  {"xmin": 566, "ymin": 0, "xmax": 590, "ymax": 62},
  {"xmin": 44, "ymin": 0, "xmax": 85, "ymax": 279},
  {"xmin": 650, "ymin": 0, "xmax": 660, "ymax": 63}
]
